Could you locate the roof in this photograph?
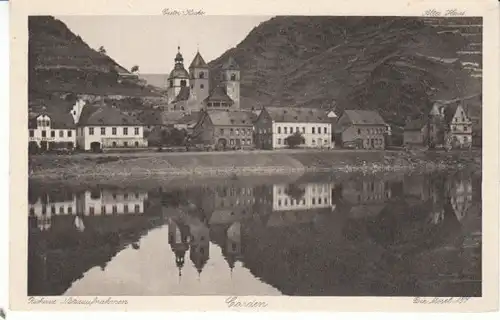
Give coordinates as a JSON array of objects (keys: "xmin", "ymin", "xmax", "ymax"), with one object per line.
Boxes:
[
  {"xmin": 176, "ymin": 112, "xmax": 202, "ymax": 126},
  {"xmin": 136, "ymin": 109, "xmax": 164, "ymax": 126},
  {"xmin": 204, "ymin": 86, "xmax": 234, "ymax": 103},
  {"xmin": 168, "ymin": 65, "xmax": 190, "ymax": 79},
  {"xmin": 205, "ymin": 110, "xmax": 254, "ymax": 126},
  {"xmin": 342, "ymin": 110, "xmax": 387, "ymax": 126},
  {"xmin": 404, "ymin": 118, "xmax": 427, "ymax": 131},
  {"xmin": 222, "ymin": 56, "xmax": 240, "ymax": 70},
  {"xmin": 78, "ymin": 106, "xmax": 142, "ymax": 126},
  {"xmin": 172, "ymin": 86, "xmax": 190, "ymax": 102},
  {"xmin": 189, "ymin": 52, "xmax": 208, "ymax": 69},
  {"xmin": 264, "ymin": 107, "xmax": 331, "ymax": 124},
  {"xmin": 28, "ymin": 111, "xmax": 76, "ymax": 129}
]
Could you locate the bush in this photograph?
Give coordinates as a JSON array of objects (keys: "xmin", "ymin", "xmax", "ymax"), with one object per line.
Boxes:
[{"xmin": 285, "ymin": 132, "xmax": 305, "ymax": 148}]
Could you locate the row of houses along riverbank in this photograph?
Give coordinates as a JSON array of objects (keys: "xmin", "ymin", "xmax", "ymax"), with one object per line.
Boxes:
[{"xmin": 28, "ymin": 48, "xmax": 476, "ymax": 153}]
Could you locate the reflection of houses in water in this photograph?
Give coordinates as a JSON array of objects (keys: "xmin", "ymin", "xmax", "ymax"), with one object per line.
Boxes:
[
  {"xmin": 79, "ymin": 189, "xmax": 148, "ymax": 215},
  {"xmin": 204, "ymin": 184, "xmax": 257, "ymax": 225},
  {"xmin": 29, "ymin": 189, "xmax": 149, "ymax": 232},
  {"xmin": 272, "ymin": 183, "xmax": 335, "ymax": 211},
  {"xmin": 447, "ymin": 176, "xmax": 473, "ymax": 222},
  {"xmin": 210, "ymin": 221, "xmax": 243, "ymax": 273},
  {"xmin": 189, "ymin": 218, "xmax": 210, "ymax": 275},
  {"xmin": 341, "ymin": 178, "xmax": 393, "ymax": 218},
  {"xmin": 29, "ymin": 190, "xmax": 77, "ymax": 231}
]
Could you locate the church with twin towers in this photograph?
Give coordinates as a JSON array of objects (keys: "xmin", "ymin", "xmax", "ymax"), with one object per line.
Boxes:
[{"xmin": 164, "ymin": 46, "xmax": 241, "ymax": 114}]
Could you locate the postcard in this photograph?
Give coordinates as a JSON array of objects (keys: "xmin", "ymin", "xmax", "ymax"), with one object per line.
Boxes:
[{"xmin": 8, "ymin": 0, "xmax": 499, "ymax": 313}]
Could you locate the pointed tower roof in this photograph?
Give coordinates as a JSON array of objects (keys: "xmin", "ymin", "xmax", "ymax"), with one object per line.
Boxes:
[
  {"xmin": 189, "ymin": 51, "xmax": 208, "ymax": 69},
  {"xmin": 222, "ymin": 56, "xmax": 240, "ymax": 70}
]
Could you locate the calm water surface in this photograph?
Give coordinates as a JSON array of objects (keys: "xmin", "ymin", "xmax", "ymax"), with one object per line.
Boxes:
[{"xmin": 28, "ymin": 171, "xmax": 482, "ymax": 296}]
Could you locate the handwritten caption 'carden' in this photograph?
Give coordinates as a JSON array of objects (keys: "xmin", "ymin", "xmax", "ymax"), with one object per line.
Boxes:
[
  {"xmin": 28, "ymin": 296, "xmax": 128, "ymax": 306},
  {"xmin": 423, "ymin": 9, "xmax": 466, "ymax": 16},
  {"xmin": 162, "ymin": 8, "xmax": 205, "ymax": 16}
]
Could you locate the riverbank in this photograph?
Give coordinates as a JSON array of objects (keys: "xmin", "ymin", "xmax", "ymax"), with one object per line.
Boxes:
[{"xmin": 28, "ymin": 149, "xmax": 482, "ymax": 184}]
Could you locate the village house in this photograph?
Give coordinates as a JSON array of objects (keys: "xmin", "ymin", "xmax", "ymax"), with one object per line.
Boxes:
[
  {"xmin": 192, "ymin": 110, "xmax": 255, "ymax": 150},
  {"xmin": 253, "ymin": 107, "xmax": 333, "ymax": 150},
  {"xmin": 70, "ymin": 99, "xmax": 148, "ymax": 152},
  {"xmin": 403, "ymin": 118, "xmax": 428, "ymax": 146},
  {"xmin": 428, "ymin": 100, "xmax": 473, "ymax": 149},
  {"xmin": 28, "ymin": 110, "xmax": 77, "ymax": 152},
  {"xmin": 334, "ymin": 110, "xmax": 387, "ymax": 149},
  {"xmin": 272, "ymin": 183, "xmax": 335, "ymax": 212}
]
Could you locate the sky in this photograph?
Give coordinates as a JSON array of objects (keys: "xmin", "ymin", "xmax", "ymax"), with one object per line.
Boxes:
[{"xmin": 56, "ymin": 15, "xmax": 272, "ymax": 74}]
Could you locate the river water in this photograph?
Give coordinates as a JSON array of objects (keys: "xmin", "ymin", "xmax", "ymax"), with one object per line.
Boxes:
[{"xmin": 28, "ymin": 171, "xmax": 481, "ymax": 296}]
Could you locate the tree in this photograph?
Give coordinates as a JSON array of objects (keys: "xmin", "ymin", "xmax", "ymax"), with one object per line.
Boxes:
[
  {"xmin": 98, "ymin": 46, "xmax": 107, "ymax": 54},
  {"xmin": 131, "ymin": 65, "xmax": 139, "ymax": 73},
  {"xmin": 162, "ymin": 128, "xmax": 188, "ymax": 146},
  {"xmin": 285, "ymin": 184, "xmax": 306, "ymax": 202},
  {"xmin": 285, "ymin": 132, "xmax": 305, "ymax": 148}
]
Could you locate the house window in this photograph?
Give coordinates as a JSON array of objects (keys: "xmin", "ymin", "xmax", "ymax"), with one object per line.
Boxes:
[
  {"xmin": 59, "ymin": 130, "xmax": 64, "ymax": 137},
  {"xmin": 124, "ymin": 142, "xmax": 128, "ymax": 147},
  {"xmin": 247, "ymin": 139, "xmax": 251, "ymax": 145},
  {"xmin": 29, "ymin": 130, "xmax": 34, "ymax": 137},
  {"xmin": 318, "ymin": 127, "xmax": 321, "ymax": 134},
  {"xmin": 302, "ymin": 127, "xmax": 306, "ymax": 133},
  {"xmin": 284, "ymin": 127, "xmax": 288, "ymax": 134},
  {"xmin": 230, "ymin": 139, "xmax": 234, "ymax": 145},
  {"xmin": 101, "ymin": 127, "xmax": 106, "ymax": 135},
  {"xmin": 59, "ymin": 207, "xmax": 64, "ymax": 214},
  {"xmin": 312, "ymin": 139, "xmax": 316, "ymax": 144},
  {"xmin": 324, "ymin": 127, "xmax": 327, "ymax": 134},
  {"xmin": 230, "ymin": 128, "xmax": 234, "ymax": 134},
  {"xmin": 112, "ymin": 127, "xmax": 117, "ymax": 135},
  {"xmin": 123, "ymin": 128, "xmax": 128, "ymax": 135},
  {"xmin": 278, "ymin": 127, "xmax": 281, "ymax": 134},
  {"xmin": 358, "ymin": 128, "xmax": 361, "ymax": 135},
  {"xmin": 296, "ymin": 127, "xmax": 299, "ymax": 133},
  {"xmin": 89, "ymin": 127, "xmax": 94, "ymax": 135},
  {"xmin": 236, "ymin": 129, "xmax": 240, "ymax": 135},
  {"xmin": 124, "ymin": 205, "xmax": 129, "ymax": 214},
  {"xmin": 220, "ymin": 128, "xmax": 224, "ymax": 134},
  {"xmin": 134, "ymin": 127, "xmax": 139, "ymax": 135},
  {"xmin": 112, "ymin": 141, "xmax": 117, "ymax": 147},
  {"xmin": 51, "ymin": 131, "xmax": 55, "ymax": 137},
  {"xmin": 68, "ymin": 207, "xmax": 72, "ymax": 214},
  {"xmin": 112, "ymin": 205, "xmax": 117, "ymax": 214},
  {"xmin": 102, "ymin": 206, "xmax": 106, "ymax": 214},
  {"xmin": 135, "ymin": 141, "xmax": 139, "ymax": 147},
  {"xmin": 278, "ymin": 200, "xmax": 282, "ymax": 206},
  {"xmin": 41, "ymin": 130, "xmax": 46, "ymax": 138},
  {"xmin": 51, "ymin": 205, "xmax": 55, "ymax": 214},
  {"xmin": 135, "ymin": 204, "xmax": 140, "ymax": 213},
  {"xmin": 289, "ymin": 127, "xmax": 293, "ymax": 133},
  {"xmin": 312, "ymin": 127, "xmax": 315, "ymax": 134},
  {"xmin": 278, "ymin": 138, "xmax": 282, "ymax": 145}
]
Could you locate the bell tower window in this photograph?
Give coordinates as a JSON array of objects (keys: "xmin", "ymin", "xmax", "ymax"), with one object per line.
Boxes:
[
  {"xmin": 169, "ymin": 80, "xmax": 173, "ymax": 88},
  {"xmin": 199, "ymin": 72, "xmax": 205, "ymax": 79},
  {"xmin": 231, "ymin": 73, "xmax": 236, "ymax": 81},
  {"xmin": 200, "ymin": 84, "xmax": 204, "ymax": 89},
  {"xmin": 180, "ymin": 80, "xmax": 187, "ymax": 87}
]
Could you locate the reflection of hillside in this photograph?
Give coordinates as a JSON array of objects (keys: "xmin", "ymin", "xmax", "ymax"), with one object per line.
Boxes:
[{"xmin": 28, "ymin": 212, "xmax": 164, "ymax": 296}]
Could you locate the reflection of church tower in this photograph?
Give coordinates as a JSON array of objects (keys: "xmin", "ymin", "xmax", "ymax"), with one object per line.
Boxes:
[
  {"xmin": 189, "ymin": 223, "xmax": 210, "ymax": 276},
  {"xmin": 222, "ymin": 57, "xmax": 240, "ymax": 110},
  {"xmin": 168, "ymin": 219, "xmax": 190, "ymax": 278},
  {"xmin": 224, "ymin": 222, "xmax": 242, "ymax": 274},
  {"xmin": 167, "ymin": 47, "xmax": 190, "ymax": 104}
]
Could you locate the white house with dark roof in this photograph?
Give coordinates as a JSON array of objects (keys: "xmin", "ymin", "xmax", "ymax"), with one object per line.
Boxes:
[
  {"xmin": 28, "ymin": 109, "xmax": 77, "ymax": 151},
  {"xmin": 70, "ymin": 99, "xmax": 147, "ymax": 151},
  {"xmin": 254, "ymin": 107, "xmax": 333, "ymax": 149}
]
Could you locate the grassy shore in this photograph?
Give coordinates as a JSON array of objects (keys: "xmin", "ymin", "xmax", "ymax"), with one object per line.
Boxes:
[{"xmin": 28, "ymin": 148, "xmax": 482, "ymax": 184}]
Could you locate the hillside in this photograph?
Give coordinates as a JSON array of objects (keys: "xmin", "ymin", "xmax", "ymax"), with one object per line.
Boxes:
[
  {"xmin": 28, "ymin": 16, "xmax": 161, "ymax": 109},
  {"xmin": 208, "ymin": 16, "xmax": 482, "ymax": 125}
]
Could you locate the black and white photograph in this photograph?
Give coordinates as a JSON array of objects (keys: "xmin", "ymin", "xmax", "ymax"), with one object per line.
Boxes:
[{"xmin": 24, "ymin": 13, "xmax": 486, "ymax": 298}]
